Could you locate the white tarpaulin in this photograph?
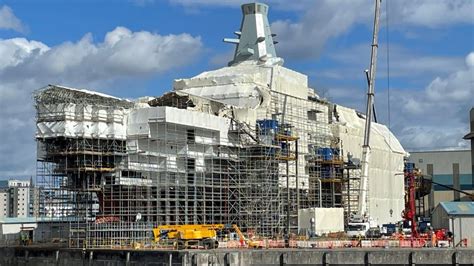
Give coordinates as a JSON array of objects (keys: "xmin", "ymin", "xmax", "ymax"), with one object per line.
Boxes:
[{"xmin": 333, "ymin": 105, "xmax": 406, "ymax": 225}]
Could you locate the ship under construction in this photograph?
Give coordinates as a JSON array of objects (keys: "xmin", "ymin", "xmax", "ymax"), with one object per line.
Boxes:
[{"xmin": 34, "ymin": 2, "xmax": 406, "ymax": 248}]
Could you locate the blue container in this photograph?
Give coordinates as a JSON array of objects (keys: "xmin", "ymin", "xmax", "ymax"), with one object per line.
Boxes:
[
  {"xmin": 257, "ymin": 119, "xmax": 278, "ymax": 134},
  {"xmin": 316, "ymin": 148, "xmax": 323, "ymax": 158},
  {"xmin": 317, "ymin": 148, "xmax": 333, "ymax": 161},
  {"xmin": 405, "ymin": 162, "xmax": 415, "ymax": 173}
]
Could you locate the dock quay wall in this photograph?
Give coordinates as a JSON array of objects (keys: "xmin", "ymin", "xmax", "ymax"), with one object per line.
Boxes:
[{"xmin": 0, "ymin": 247, "xmax": 473, "ymax": 265}]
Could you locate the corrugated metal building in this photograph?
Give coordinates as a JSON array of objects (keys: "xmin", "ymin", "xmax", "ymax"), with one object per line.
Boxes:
[
  {"xmin": 408, "ymin": 150, "xmax": 473, "ymax": 215},
  {"xmin": 432, "ymin": 202, "xmax": 474, "ymax": 247}
]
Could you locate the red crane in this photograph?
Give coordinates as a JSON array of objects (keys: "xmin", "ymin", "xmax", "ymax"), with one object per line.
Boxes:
[{"xmin": 403, "ymin": 162, "xmax": 419, "ymax": 238}]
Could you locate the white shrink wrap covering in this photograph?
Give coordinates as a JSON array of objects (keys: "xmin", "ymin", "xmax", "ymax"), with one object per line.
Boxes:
[{"xmin": 332, "ymin": 105, "xmax": 406, "ymax": 225}]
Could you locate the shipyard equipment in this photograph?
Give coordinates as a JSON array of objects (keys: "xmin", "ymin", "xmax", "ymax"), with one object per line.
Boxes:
[
  {"xmin": 152, "ymin": 224, "xmax": 260, "ymax": 249},
  {"xmin": 153, "ymin": 224, "xmax": 221, "ymax": 249},
  {"xmin": 402, "ymin": 162, "xmax": 474, "ymax": 239},
  {"xmin": 403, "ymin": 162, "xmax": 419, "ymax": 238},
  {"xmin": 231, "ymin": 224, "xmax": 262, "ymax": 249},
  {"xmin": 347, "ymin": 0, "xmax": 382, "ymax": 237}
]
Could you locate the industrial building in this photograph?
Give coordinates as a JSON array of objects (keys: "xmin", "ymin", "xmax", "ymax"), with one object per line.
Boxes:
[
  {"xmin": 408, "ymin": 149, "xmax": 473, "ymax": 216},
  {"xmin": 407, "ymin": 107, "xmax": 473, "ymax": 220},
  {"xmin": 34, "ymin": 3, "xmax": 406, "ymax": 248},
  {"xmin": 431, "ymin": 201, "xmax": 474, "ymax": 247}
]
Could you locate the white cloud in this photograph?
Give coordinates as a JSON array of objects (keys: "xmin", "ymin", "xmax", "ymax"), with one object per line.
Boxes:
[
  {"xmin": 327, "ymin": 52, "xmax": 473, "ymax": 151},
  {"xmin": 272, "ymin": 0, "xmax": 372, "ymax": 60},
  {"xmin": 169, "ymin": 0, "xmax": 314, "ymax": 11},
  {"xmin": 324, "ymin": 44, "xmax": 465, "ymax": 80},
  {"xmin": 270, "ymin": 0, "xmax": 473, "ymax": 60},
  {"xmin": 398, "ymin": 126, "xmax": 469, "ymax": 151},
  {"xmin": 400, "ymin": 52, "xmax": 473, "ymax": 116},
  {"xmin": 0, "ymin": 27, "xmax": 203, "ymax": 177},
  {"xmin": 170, "ymin": 0, "xmax": 474, "ymax": 23},
  {"xmin": 171, "ymin": 0, "xmax": 473, "ymax": 62},
  {"xmin": 0, "ymin": 27, "xmax": 203, "ymax": 83},
  {"xmin": 0, "ymin": 5, "xmax": 27, "ymax": 33},
  {"xmin": 0, "ymin": 38, "xmax": 49, "ymax": 68},
  {"xmin": 388, "ymin": 0, "xmax": 474, "ymax": 28}
]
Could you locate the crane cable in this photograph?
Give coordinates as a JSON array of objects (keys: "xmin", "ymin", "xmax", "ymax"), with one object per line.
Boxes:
[{"xmin": 386, "ymin": 0, "xmax": 391, "ymax": 133}]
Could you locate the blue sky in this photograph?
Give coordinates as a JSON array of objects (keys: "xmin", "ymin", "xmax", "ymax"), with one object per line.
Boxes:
[{"xmin": 0, "ymin": 0, "xmax": 473, "ymax": 178}]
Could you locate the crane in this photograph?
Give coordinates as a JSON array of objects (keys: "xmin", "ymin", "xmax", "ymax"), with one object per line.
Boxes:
[
  {"xmin": 403, "ymin": 162, "xmax": 419, "ymax": 238},
  {"xmin": 347, "ymin": 0, "xmax": 382, "ymax": 237},
  {"xmin": 152, "ymin": 224, "xmax": 261, "ymax": 249},
  {"xmin": 403, "ymin": 165, "xmax": 474, "ymax": 238}
]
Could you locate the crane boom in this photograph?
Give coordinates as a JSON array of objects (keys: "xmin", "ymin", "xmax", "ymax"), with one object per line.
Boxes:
[{"xmin": 357, "ymin": 0, "xmax": 382, "ymax": 219}]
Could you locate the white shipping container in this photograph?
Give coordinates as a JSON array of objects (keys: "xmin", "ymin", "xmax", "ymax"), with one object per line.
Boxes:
[{"xmin": 298, "ymin": 207, "xmax": 344, "ymax": 236}]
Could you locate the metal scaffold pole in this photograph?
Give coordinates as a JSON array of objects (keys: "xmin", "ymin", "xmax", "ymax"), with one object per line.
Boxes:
[
  {"xmin": 286, "ymin": 157, "xmax": 290, "ymax": 247},
  {"xmin": 295, "ymin": 139, "xmax": 299, "ymax": 233}
]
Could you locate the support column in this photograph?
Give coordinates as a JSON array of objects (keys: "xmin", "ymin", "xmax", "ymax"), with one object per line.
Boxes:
[
  {"xmin": 453, "ymin": 163, "xmax": 460, "ymax": 201},
  {"xmin": 463, "ymin": 108, "xmax": 474, "ymax": 190},
  {"xmin": 427, "ymin": 164, "xmax": 434, "ymax": 213},
  {"xmin": 471, "ymin": 108, "xmax": 474, "ymax": 190}
]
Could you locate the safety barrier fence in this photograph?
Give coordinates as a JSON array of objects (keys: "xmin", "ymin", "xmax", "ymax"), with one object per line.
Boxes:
[
  {"xmin": 297, "ymin": 239, "xmax": 428, "ymax": 248},
  {"xmin": 218, "ymin": 239, "xmax": 431, "ymax": 249},
  {"xmin": 77, "ymin": 238, "xmax": 467, "ymax": 250}
]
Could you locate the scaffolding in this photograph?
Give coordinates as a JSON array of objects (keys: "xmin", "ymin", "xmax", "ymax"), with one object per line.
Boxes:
[
  {"xmin": 267, "ymin": 91, "xmax": 347, "ymax": 230},
  {"xmin": 341, "ymin": 164, "xmax": 362, "ymax": 224},
  {"xmin": 34, "ymin": 85, "xmax": 138, "ymax": 248},
  {"xmin": 34, "ymin": 85, "xmax": 352, "ymax": 248}
]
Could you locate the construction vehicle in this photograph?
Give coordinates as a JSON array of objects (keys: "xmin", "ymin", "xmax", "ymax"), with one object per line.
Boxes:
[
  {"xmin": 347, "ymin": 0, "xmax": 382, "ymax": 237},
  {"xmin": 152, "ymin": 224, "xmax": 261, "ymax": 249},
  {"xmin": 230, "ymin": 224, "xmax": 263, "ymax": 248},
  {"xmin": 402, "ymin": 162, "xmax": 419, "ymax": 238},
  {"xmin": 346, "ymin": 222, "xmax": 370, "ymax": 238},
  {"xmin": 381, "ymin": 223, "xmax": 398, "ymax": 237},
  {"xmin": 153, "ymin": 224, "xmax": 221, "ymax": 249},
  {"xmin": 366, "ymin": 227, "xmax": 382, "ymax": 239},
  {"xmin": 401, "ymin": 162, "xmax": 474, "ymax": 240}
]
